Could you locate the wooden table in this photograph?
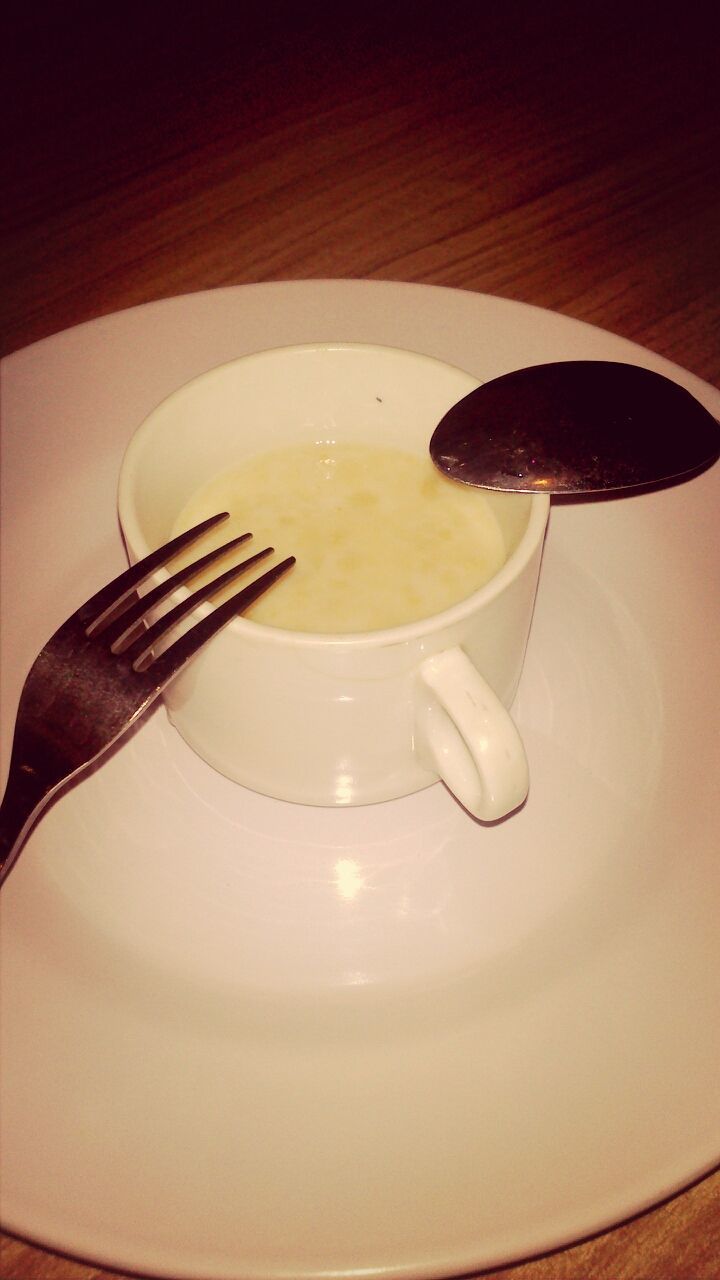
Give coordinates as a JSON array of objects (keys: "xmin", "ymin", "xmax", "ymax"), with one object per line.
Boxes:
[{"xmin": 2, "ymin": 3, "xmax": 718, "ymax": 1277}]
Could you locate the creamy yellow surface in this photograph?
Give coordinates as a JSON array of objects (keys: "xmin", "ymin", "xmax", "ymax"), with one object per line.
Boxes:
[{"xmin": 172, "ymin": 442, "xmax": 507, "ymax": 632}]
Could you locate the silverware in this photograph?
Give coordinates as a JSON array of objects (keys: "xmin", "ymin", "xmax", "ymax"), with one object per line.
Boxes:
[
  {"xmin": 0, "ymin": 515, "xmax": 294, "ymax": 886},
  {"xmin": 430, "ymin": 360, "xmax": 720, "ymax": 494}
]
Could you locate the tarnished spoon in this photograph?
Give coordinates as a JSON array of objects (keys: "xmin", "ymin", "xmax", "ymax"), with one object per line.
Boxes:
[{"xmin": 429, "ymin": 361, "xmax": 719, "ymax": 494}]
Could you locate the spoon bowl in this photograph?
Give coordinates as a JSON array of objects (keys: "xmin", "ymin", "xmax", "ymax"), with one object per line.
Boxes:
[{"xmin": 430, "ymin": 360, "xmax": 720, "ymax": 494}]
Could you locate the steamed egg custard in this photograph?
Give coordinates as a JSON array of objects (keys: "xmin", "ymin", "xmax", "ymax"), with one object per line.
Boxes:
[{"xmin": 172, "ymin": 442, "xmax": 507, "ymax": 633}]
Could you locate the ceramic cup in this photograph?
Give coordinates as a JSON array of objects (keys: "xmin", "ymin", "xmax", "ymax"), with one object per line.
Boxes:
[{"xmin": 118, "ymin": 343, "xmax": 549, "ymax": 820}]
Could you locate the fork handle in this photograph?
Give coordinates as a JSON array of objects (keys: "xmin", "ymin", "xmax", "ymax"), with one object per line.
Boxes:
[{"xmin": 0, "ymin": 750, "xmax": 63, "ymax": 886}]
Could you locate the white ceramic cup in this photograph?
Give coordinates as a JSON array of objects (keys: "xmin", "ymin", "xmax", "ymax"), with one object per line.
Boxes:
[{"xmin": 118, "ymin": 343, "xmax": 549, "ymax": 820}]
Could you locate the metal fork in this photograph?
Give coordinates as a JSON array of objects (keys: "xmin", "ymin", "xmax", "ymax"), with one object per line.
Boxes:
[{"xmin": 0, "ymin": 514, "xmax": 295, "ymax": 887}]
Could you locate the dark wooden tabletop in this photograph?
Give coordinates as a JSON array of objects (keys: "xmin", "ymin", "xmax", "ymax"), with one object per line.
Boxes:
[{"xmin": 2, "ymin": 2, "xmax": 718, "ymax": 1277}]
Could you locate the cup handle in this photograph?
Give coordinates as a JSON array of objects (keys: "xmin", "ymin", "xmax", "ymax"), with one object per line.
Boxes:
[{"xmin": 416, "ymin": 647, "xmax": 529, "ymax": 821}]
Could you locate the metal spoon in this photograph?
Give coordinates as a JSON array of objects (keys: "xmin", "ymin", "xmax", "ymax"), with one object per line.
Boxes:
[{"xmin": 429, "ymin": 360, "xmax": 720, "ymax": 494}]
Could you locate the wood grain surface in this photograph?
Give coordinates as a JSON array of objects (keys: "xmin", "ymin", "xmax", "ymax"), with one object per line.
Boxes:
[{"xmin": 2, "ymin": 2, "xmax": 718, "ymax": 1277}]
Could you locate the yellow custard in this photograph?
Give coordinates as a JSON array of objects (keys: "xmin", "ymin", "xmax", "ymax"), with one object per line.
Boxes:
[{"xmin": 171, "ymin": 442, "xmax": 507, "ymax": 632}]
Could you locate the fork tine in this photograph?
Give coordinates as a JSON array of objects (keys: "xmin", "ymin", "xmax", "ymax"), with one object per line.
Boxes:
[
  {"xmin": 121, "ymin": 546, "xmax": 276, "ymax": 664},
  {"xmin": 142, "ymin": 556, "xmax": 296, "ymax": 689},
  {"xmin": 78, "ymin": 513, "xmax": 231, "ymax": 632},
  {"xmin": 98, "ymin": 530, "xmax": 254, "ymax": 648}
]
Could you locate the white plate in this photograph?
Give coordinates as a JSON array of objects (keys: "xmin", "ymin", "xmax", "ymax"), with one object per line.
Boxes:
[{"xmin": 1, "ymin": 281, "xmax": 718, "ymax": 1280}]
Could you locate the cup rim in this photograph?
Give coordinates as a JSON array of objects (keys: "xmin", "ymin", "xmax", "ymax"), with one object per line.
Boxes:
[{"xmin": 118, "ymin": 341, "xmax": 551, "ymax": 650}]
